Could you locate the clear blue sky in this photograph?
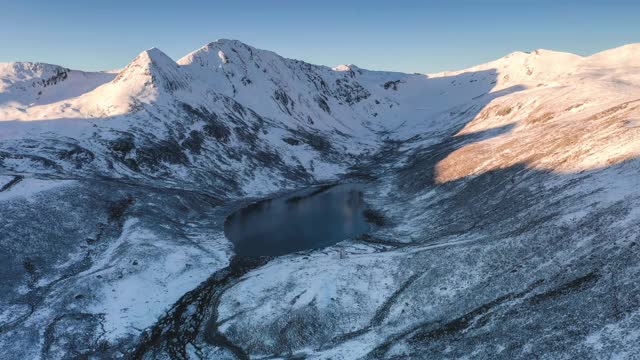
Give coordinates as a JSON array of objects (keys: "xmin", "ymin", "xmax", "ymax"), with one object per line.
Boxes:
[{"xmin": 2, "ymin": 0, "xmax": 639, "ymax": 73}]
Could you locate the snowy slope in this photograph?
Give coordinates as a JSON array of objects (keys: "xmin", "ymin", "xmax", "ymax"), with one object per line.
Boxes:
[
  {"xmin": 0, "ymin": 62, "xmax": 115, "ymax": 114},
  {"xmin": 2, "ymin": 41, "xmax": 640, "ymax": 359},
  {"xmin": 1, "ymin": 41, "xmax": 421, "ymax": 195}
]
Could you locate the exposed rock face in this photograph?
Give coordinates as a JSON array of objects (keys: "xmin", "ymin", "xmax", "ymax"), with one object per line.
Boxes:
[{"xmin": 2, "ymin": 41, "xmax": 640, "ymax": 359}]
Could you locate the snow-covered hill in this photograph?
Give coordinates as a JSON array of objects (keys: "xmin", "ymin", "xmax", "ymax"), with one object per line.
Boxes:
[
  {"xmin": 0, "ymin": 62, "xmax": 114, "ymax": 117},
  {"xmin": 2, "ymin": 40, "xmax": 640, "ymax": 359}
]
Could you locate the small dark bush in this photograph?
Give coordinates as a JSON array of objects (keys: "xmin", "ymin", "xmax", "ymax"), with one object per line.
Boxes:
[{"xmin": 363, "ymin": 208, "xmax": 386, "ymax": 226}]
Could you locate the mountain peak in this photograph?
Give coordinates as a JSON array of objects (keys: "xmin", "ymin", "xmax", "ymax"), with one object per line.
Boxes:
[
  {"xmin": 194, "ymin": 39, "xmax": 258, "ymax": 57},
  {"xmin": 587, "ymin": 42, "xmax": 640, "ymax": 67},
  {"xmin": 142, "ymin": 47, "xmax": 168, "ymax": 58},
  {"xmin": 205, "ymin": 38, "xmax": 248, "ymax": 47},
  {"xmin": 129, "ymin": 47, "xmax": 176, "ymax": 70},
  {"xmin": 113, "ymin": 47, "xmax": 188, "ymax": 93},
  {"xmin": 499, "ymin": 48, "xmax": 583, "ymax": 61},
  {"xmin": 0, "ymin": 62, "xmax": 70, "ymax": 86},
  {"xmin": 177, "ymin": 39, "xmax": 263, "ymax": 67},
  {"xmin": 333, "ymin": 64, "xmax": 359, "ymax": 72}
]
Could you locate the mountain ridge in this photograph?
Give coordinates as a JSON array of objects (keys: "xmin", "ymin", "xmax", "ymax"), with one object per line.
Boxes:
[{"xmin": 2, "ymin": 40, "xmax": 640, "ymax": 359}]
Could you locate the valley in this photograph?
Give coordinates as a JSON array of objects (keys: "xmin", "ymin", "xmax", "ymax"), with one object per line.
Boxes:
[{"xmin": 1, "ymin": 40, "xmax": 640, "ymax": 359}]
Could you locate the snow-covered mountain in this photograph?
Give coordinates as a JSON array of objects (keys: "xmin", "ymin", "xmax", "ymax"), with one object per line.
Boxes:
[{"xmin": 2, "ymin": 40, "xmax": 640, "ymax": 359}]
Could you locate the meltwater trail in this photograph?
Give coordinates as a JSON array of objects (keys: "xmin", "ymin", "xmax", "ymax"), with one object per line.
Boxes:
[{"xmin": 128, "ymin": 256, "xmax": 270, "ymax": 359}]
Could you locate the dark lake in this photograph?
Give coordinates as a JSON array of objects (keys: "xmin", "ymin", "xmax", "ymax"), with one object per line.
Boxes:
[{"xmin": 224, "ymin": 183, "xmax": 370, "ymax": 257}]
